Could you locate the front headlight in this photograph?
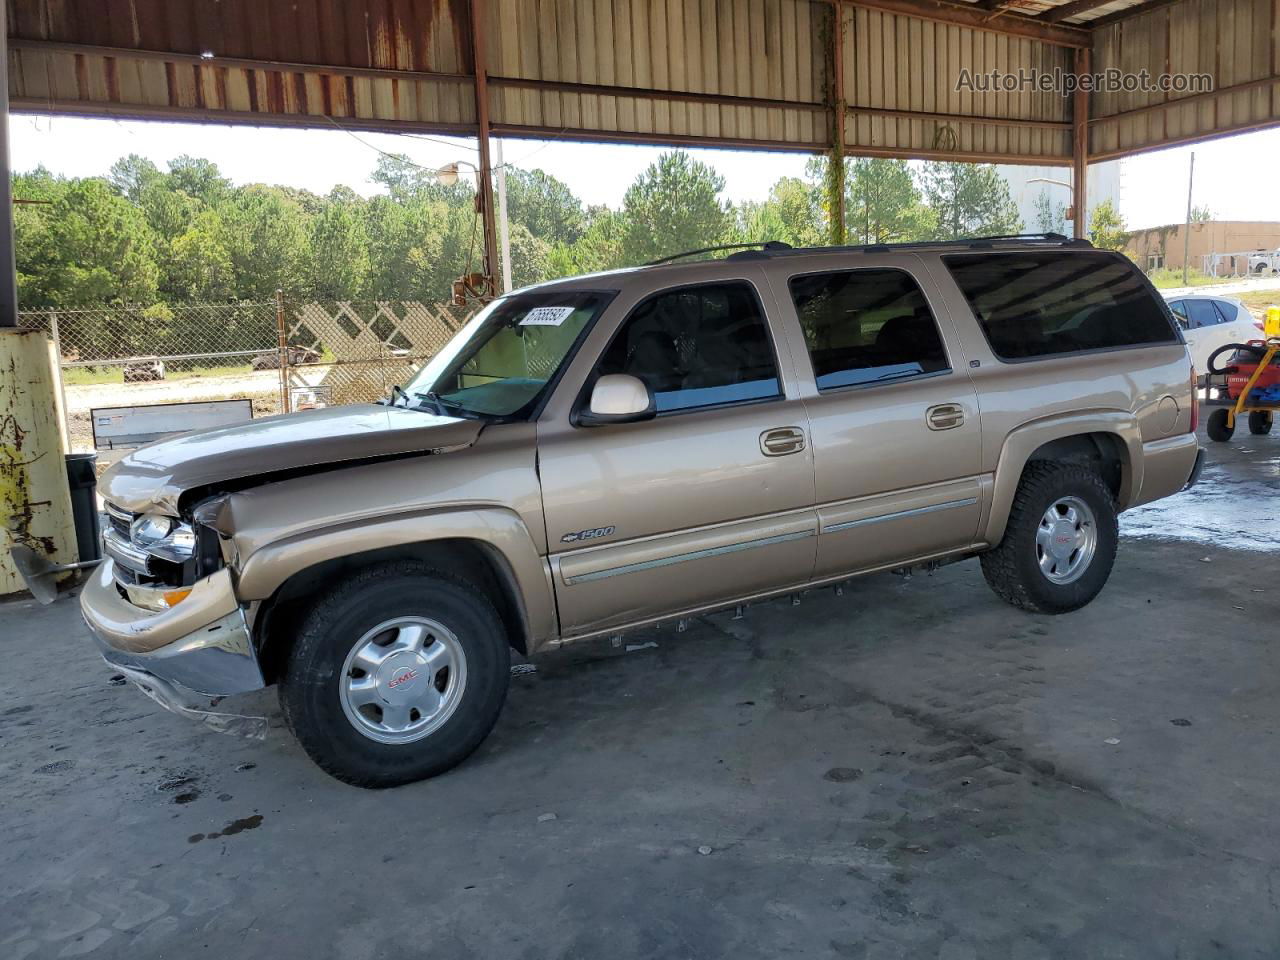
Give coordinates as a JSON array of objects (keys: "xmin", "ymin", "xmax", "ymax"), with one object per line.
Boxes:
[{"xmin": 130, "ymin": 514, "xmax": 197, "ymax": 563}]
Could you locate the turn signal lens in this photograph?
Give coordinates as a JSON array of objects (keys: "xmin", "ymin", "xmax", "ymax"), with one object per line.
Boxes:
[{"xmin": 162, "ymin": 589, "xmax": 192, "ymax": 608}]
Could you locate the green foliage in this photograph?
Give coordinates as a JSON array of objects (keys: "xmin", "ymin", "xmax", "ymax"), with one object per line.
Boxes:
[
  {"xmin": 619, "ymin": 151, "xmax": 731, "ymax": 265},
  {"xmin": 16, "ymin": 148, "xmax": 1061, "ymax": 335},
  {"xmin": 919, "ymin": 162, "xmax": 1021, "ymax": 240},
  {"xmin": 220, "ymin": 185, "xmax": 310, "ymax": 300},
  {"xmin": 308, "ymin": 189, "xmax": 371, "ymax": 299},
  {"xmin": 504, "ymin": 168, "xmax": 584, "ymax": 246},
  {"xmin": 845, "ymin": 158, "xmax": 934, "ymax": 244},
  {"xmin": 1033, "ymin": 189, "xmax": 1068, "ymax": 235},
  {"xmin": 1088, "ymin": 199, "xmax": 1128, "ymax": 252},
  {"xmin": 15, "ymin": 172, "xmax": 158, "ymax": 308},
  {"xmin": 1189, "ymin": 204, "xmax": 1213, "ymax": 223},
  {"xmin": 1144, "ymin": 266, "xmax": 1222, "ymax": 289}
]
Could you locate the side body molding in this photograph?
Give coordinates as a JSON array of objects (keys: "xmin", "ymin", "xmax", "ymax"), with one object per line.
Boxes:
[
  {"xmin": 982, "ymin": 410, "xmax": 1144, "ymax": 546},
  {"xmin": 234, "ymin": 506, "xmax": 558, "ymax": 650}
]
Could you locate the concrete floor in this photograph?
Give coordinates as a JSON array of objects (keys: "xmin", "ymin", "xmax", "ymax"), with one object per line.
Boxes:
[{"xmin": 3, "ymin": 425, "xmax": 1279, "ymax": 959}]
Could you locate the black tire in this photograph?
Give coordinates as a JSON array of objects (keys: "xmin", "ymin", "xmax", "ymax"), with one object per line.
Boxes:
[
  {"xmin": 279, "ymin": 560, "xmax": 510, "ymax": 788},
  {"xmin": 980, "ymin": 461, "xmax": 1119, "ymax": 615},
  {"xmin": 1207, "ymin": 407, "xmax": 1235, "ymax": 442},
  {"xmin": 1248, "ymin": 411, "xmax": 1273, "ymax": 435}
]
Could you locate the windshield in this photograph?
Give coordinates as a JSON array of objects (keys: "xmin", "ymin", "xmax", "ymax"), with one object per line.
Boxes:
[{"xmin": 401, "ymin": 290, "xmax": 613, "ymax": 419}]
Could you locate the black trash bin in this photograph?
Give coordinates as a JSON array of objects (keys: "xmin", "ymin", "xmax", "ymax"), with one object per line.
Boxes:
[{"xmin": 65, "ymin": 453, "xmax": 101, "ymax": 564}]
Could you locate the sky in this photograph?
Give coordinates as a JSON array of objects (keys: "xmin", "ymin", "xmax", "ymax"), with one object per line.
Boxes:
[{"xmin": 9, "ymin": 112, "xmax": 1280, "ymax": 231}]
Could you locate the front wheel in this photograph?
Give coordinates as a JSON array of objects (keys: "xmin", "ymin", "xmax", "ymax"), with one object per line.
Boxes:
[
  {"xmin": 1207, "ymin": 407, "xmax": 1235, "ymax": 442},
  {"xmin": 980, "ymin": 462, "xmax": 1118, "ymax": 615},
  {"xmin": 1248, "ymin": 411, "xmax": 1273, "ymax": 435},
  {"xmin": 279, "ymin": 561, "xmax": 510, "ymax": 787}
]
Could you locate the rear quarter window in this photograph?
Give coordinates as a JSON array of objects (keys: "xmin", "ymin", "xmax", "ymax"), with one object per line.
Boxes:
[{"xmin": 943, "ymin": 252, "xmax": 1179, "ymax": 361}]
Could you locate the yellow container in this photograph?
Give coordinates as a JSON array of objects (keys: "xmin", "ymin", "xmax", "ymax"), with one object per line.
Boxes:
[{"xmin": 1266, "ymin": 306, "xmax": 1280, "ymax": 338}]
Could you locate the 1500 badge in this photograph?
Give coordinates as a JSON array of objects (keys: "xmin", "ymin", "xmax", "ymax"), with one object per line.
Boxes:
[{"xmin": 561, "ymin": 526, "xmax": 616, "ymax": 544}]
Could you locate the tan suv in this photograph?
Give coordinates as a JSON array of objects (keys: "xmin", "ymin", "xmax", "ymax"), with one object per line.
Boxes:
[{"xmin": 81, "ymin": 236, "xmax": 1204, "ymax": 786}]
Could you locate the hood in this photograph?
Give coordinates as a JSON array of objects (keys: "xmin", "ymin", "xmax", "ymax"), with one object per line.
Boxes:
[{"xmin": 100, "ymin": 403, "xmax": 484, "ymax": 515}]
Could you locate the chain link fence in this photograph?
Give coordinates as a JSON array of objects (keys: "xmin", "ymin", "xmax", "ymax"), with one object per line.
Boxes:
[{"xmin": 22, "ymin": 298, "xmax": 477, "ymax": 454}]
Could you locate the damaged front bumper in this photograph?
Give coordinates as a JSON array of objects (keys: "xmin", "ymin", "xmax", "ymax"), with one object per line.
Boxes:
[{"xmin": 80, "ymin": 560, "xmax": 267, "ymax": 736}]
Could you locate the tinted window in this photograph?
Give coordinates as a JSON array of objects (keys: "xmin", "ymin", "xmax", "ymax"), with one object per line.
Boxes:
[
  {"xmin": 1185, "ymin": 300, "xmax": 1221, "ymax": 328},
  {"xmin": 788, "ymin": 269, "xmax": 950, "ymax": 390},
  {"xmin": 1168, "ymin": 300, "xmax": 1189, "ymax": 328},
  {"xmin": 1213, "ymin": 300, "xmax": 1239, "ymax": 323},
  {"xmin": 596, "ymin": 282, "xmax": 780, "ymax": 413},
  {"xmin": 944, "ymin": 252, "xmax": 1179, "ymax": 360}
]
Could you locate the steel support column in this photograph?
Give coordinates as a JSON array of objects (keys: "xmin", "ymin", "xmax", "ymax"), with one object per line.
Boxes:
[
  {"xmin": 0, "ymin": 3, "xmax": 18, "ymax": 327},
  {"xmin": 1071, "ymin": 46, "xmax": 1090, "ymax": 240},
  {"xmin": 470, "ymin": 0, "xmax": 499, "ymax": 300},
  {"xmin": 828, "ymin": 2, "xmax": 847, "ymax": 246}
]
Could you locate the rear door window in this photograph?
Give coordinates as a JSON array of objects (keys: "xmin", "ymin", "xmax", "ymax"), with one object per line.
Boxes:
[
  {"xmin": 1213, "ymin": 300, "xmax": 1239, "ymax": 323},
  {"xmin": 943, "ymin": 252, "xmax": 1179, "ymax": 361},
  {"xmin": 1185, "ymin": 300, "xmax": 1222, "ymax": 328},
  {"xmin": 787, "ymin": 269, "xmax": 950, "ymax": 390}
]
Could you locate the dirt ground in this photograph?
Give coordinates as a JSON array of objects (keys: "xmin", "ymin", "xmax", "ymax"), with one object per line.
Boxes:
[{"xmin": 2, "ymin": 424, "xmax": 1279, "ymax": 959}]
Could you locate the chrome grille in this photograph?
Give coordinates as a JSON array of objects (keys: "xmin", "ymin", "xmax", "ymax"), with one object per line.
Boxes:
[
  {"xmin": 104, "ymin": 502, "xmax": 134, "ymax": 538},
  {"xmin": 102, "ymin": 502, "xmax": 151, "ymax": 579}
]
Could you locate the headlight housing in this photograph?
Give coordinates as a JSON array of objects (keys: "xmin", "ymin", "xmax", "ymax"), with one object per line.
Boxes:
[{"xmin": 131, "ymin": 514, "xmax": 197, "ymax": 563}]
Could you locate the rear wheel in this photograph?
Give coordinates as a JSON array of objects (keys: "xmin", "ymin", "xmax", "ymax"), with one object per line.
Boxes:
[
  {"xmin": 279, "ymin": 561, "xmax": 510, "ymax": 787},
  {"xmin": 1207, "ymin": 407, "xmax": 1235, "ymax": 442},
  {"xmin": 980, "ymin": 461, "xmax": 1118, "ymax": 615},
  {"xmin": 1248, "ymin": 411, "xmax": 1273, "ymax": 435}
]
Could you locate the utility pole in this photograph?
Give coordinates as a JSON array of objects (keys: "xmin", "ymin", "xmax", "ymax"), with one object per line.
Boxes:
[
  {"xmin": 495, "ymin": 138, "xmax": 512, "ymax": 293},
  {"xmin": 1181, "ymin": 152, "xmax": 1195, "ymax": 286}
]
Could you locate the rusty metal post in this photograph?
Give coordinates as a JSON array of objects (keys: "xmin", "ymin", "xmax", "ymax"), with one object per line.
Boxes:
[
  {"xmin": 0, "ymin": 2, "xmax": 19, "ymax": 327},
  {"xmin": 470, "ymin": 0, "xmax": 500, "ymax": 299},
  {"xmin": 828, "ymin": 1, "xmax": 847, "ymax": 246},
  {"xmin": 1071, "ymin": 46, "xmax": 1090, "ymax": 240},
  {"xmin": 275, "ymin": 290, "xmax": 291, "ymax": 414}
]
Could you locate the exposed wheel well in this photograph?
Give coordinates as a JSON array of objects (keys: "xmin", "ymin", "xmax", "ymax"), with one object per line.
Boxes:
[
  {"xmin": 1025, "ymin": 432, "xmax": 1126, "ymax": 501},
  {"xmin": 253, "ymin": 539, "xmax": 530, "ymax": 685}
]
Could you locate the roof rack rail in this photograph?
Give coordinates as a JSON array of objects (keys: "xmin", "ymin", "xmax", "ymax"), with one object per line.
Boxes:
[
  {"xmin": 644, "ymin": 240, "xmax": 793, "ymax": 266},
  {"xmin": 837, "ymin": 233, "xmax": 1092, "ymax": 255},
  {"xmin": 722, "ymin": 233, "xmax": 1093, "ymax": 259}
]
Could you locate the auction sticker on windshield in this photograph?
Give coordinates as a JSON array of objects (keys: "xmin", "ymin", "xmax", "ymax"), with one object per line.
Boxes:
[{"xmin": 520, "ymin": 306, "xmax": 577, "ymax": 326}]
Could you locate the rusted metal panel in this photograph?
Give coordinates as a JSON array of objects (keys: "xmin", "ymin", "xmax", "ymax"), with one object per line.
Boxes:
[
  {"xmin": 484, "ymin": 0, "xmax": 827, "ymax": 146},
  {"xmin": 8, "ymin": 0, "xmax": 1218, "ymax": 163},
  {"xmin": 1089, "ymin": 0, "xmax": 1280, "ymax": 159},
  {"xmin": 842, "ymin": 7, "xmax": 1074, "ymax": 161}
]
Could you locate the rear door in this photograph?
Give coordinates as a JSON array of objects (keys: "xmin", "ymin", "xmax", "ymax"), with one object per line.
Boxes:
[
  {"xmin": 761, "ymin": 255, "xmax": 984, "ymax": 579},
  {"xmin": 536, "ymin": 274, "xmax": 818, "ymax": 637}
]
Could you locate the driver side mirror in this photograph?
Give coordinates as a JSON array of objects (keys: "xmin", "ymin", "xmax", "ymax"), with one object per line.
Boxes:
[{"xmin": 579, "ymin": 374, "xmax": 656, "ymax": 426}]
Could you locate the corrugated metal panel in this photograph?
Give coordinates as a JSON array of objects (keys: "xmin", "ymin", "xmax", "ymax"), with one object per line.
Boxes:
[
  {"xmin": 840, "ymin": 5, "xmax": 1073, "ymax": 161},
  {"xmin": 1090, "ymin": 0, "xmax": 1280, "ymax": 159},
  {"xmin": 6, "ymin": 0, "xmax": 1087, "ymax": 160},
  {"xmin": 485, "ymin": 0, "xmax": 828, "ymax": 148}
]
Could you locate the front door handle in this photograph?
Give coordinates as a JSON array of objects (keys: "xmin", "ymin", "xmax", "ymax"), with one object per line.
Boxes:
[
  {"xmin": 926, "ymin": 403, "xmax": 965, "ymax": 431},
  {"xmin": 760, "ymin": 426, "xmax": 806, "ymax": 457}
]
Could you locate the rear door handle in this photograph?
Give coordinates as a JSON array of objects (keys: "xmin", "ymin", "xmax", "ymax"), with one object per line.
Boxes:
[
  {"xmin": 926, "ymin": 403, "xmax": 965, "ymax": 431},
  {"xmin": 760, "ymin": 426, "xmax": 806, "ymax": 456}
]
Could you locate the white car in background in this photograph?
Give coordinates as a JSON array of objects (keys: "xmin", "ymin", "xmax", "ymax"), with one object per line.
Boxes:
[{"xmin": 1165, "ymin": 295, "xmax": 1264, "ymax": 378}]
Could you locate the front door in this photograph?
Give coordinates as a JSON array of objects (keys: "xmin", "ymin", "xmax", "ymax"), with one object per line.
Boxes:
[
  {"xmin": 762, "ymin": 257, "xmax": 984, "ymax": 578},
  {"xmin": 537, "ymin": 277, "xmax": 817, "ymax": 637}
]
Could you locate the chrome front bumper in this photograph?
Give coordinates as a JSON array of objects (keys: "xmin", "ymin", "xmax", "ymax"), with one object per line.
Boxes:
[{"xmin": 80, "ymin": 560, "xmax": 265, "ymax": 698}]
